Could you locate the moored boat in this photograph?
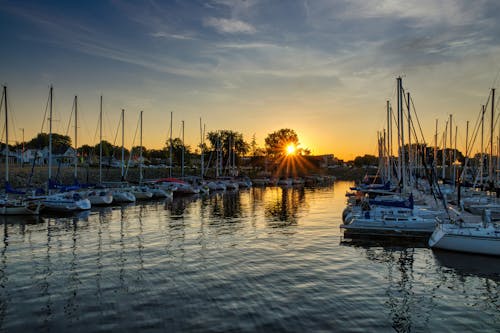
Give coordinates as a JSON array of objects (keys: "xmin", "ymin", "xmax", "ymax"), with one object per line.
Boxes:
[{"xmin": 429, "ymin": 212, "xmax": 500, "ymax": 256}]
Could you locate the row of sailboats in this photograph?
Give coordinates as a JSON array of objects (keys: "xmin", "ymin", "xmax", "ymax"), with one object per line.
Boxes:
[
  {"xmin": 340, "ymin": 77, "xmax": 500, "ymax": 256},
  {"xmin": 1, "ymin": 85, "xmax": 251, "ymax": 215}
]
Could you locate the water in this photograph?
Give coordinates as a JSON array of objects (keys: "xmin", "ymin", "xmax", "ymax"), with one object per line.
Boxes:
[{"xmin": 0, "ymin": 181, "xmax": 499, "ymax": 332}]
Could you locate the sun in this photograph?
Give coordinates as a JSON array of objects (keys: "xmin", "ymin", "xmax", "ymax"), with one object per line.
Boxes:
[{"xmin": 286, "ymin": 143, "xmax": 296, "ymax": 155}]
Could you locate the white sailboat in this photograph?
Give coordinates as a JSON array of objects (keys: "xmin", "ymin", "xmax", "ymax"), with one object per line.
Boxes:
[
  {"xmin": 35, "ymin": 87, "xmax": 91, "ymax": 212},
  {"xmin": 429, "ymin": 211, "xmax": 500, "ymax": 256},
  {"xmin": 84, "ymin": 95, "xmax": 114, "ymax": 205},
  {"xmin": 132, "ymin": 111, "xmax": 153, "ymax": 200},
  {"xmin": 0, "ymin": 85, "xmax": 43, "ymax": 215},
  {"xmin": 109, "ymin": 109, "xmax": 136, "ymax": 203}
]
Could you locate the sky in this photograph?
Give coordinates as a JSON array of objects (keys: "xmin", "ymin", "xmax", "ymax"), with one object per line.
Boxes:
[{"xmin": 1, "ymin": 0, "xmax": 500, "ymax": 160}]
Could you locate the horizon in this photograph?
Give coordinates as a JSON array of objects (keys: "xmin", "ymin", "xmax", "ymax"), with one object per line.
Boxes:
[{"xmin": 1, "ymin": 1, "xmax": 500, "ymax": 161}]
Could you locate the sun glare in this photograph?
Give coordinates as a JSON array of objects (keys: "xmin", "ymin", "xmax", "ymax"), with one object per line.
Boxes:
[{"xmin": 286, "ymin": 144, "xmax": 296, "ymax": 155}]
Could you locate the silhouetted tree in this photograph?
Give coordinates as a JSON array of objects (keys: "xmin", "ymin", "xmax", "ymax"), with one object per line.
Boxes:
[
  {"xmin": 165, "ymin": 138, "xmax": 191, "ymax": 166},
  {"xmin": 26, "ymin": 133, "xmax": 72, "ymax": 152},
  {"xmin": 353, "ymin": 154, "xmax": 378, "ymax": 167},
  {"xmin": 206, "ymin": 130, "xmax": 249, "ymax": 161},
  {"xmin": 264, "ymin": 128, "xmax": 299, "ymax": 158}
]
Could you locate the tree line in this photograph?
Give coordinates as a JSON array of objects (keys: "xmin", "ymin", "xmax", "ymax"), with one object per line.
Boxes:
[{"xmin": 2, "ymin": 128, "xmax": 313, "ymax": 165}]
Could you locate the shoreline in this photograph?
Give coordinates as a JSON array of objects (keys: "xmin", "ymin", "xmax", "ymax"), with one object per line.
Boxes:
[{"xmin": 0, "ymin": 165, "xmax": 366, "ymax": 189}]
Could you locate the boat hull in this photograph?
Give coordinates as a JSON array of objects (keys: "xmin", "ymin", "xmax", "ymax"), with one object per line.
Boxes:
[
  {"xmin": 429, "ymin": 223, "xmax": 500, "ymax": 256},
  {"xmin": 0, "ymin": 201, "xmax": 42, "ymax": 215},
  {"xmin": 112, "ymin": 190, "xmax": 136, "ymax": 203},
  {"xmin": 341, "ymin": 218, "xmax": 435, "ymax": 239}
]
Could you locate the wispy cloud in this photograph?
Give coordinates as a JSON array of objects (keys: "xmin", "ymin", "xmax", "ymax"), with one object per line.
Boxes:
[
  {"xmin": 204, "ymin": 17, "xmax": 256, "ymax": 34},
  {"xmin": 150, "ymin": 31, "xmax": 195, "ymax": 40},
  {"xmin": 216, "ymin": 42, "xmax": 279, "ymax": 49}
]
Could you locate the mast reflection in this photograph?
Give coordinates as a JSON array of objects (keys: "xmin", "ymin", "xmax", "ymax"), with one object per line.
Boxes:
[{"xmin": 264, "ymin": 187, "xmax": 307, "ymax": 227}]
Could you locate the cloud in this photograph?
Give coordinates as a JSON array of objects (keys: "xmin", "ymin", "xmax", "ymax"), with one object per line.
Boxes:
[
  {"xmin": 150, "ymin": 31, "xmax": 195, "ymax": 40},
  {"xmin": 204, "ymin": 17, "xmax": 256, "ymax": 34},
  {"xmin": 216, "ymin": 42, "xmax": 279, "ymax": 49}
]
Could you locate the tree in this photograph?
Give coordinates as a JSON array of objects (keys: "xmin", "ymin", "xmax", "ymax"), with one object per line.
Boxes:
[
  {"xmin": 93, "ymin": 140, "xmax": 116, "ymax": 158},
  {"xmin": 148, "ymin": 148, "xmax": 167, "ymax": 160},
  {"xmin": 206, "ymin": 130, "xmax": 249, "ymax": 161},
  {"xmin": 165, "ymin": 138, "xmax": 191, "ymax": 166},
  {"xmin": 264, "ymin": 128, "xmax": 299, "ymax": 158},
  {"xmin": 250, "ymin": 133, "xmax": 258, "ymax": 156},
  {"xmin": 26, "ymin": 133, "xmax": 72, "ymax": 153},
  {"xmin": 353, "ymin": 154, "xmax": 378, "ymax": 167}
]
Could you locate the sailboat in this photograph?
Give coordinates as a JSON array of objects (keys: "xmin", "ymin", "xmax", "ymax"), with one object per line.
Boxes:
[
  {"xmin": 340, "ymin": 77, "xmax": 438, "ymax": 239},
  {"xmin": 30, "ymin": 86, "xmax": 91, "ymax": 212},
  {"xmin": 429, "ymin": 210, "xmax": 500, "ymax": 256},
  {"xmin": 83, "ymin": 95, "xmax": 113, "ymax": 205},
  {"xmin": 429, "ymin": 88, "xmax": 500, "ymax": 256},
  {"xmin": 108, "ymin": 109, "xmax": 136, "ymax": 203},
  {"xmin": 0, "ymin": 85, "xmax": 43, "ymax": 215},
  {"xmin": 130, "ymin": 111, "xmax": 153, "ymax": 200}
]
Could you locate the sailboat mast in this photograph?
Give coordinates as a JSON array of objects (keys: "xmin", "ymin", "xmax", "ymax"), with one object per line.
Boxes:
[
  {"xmin": 442, "ymin": 120, "xmax": 447, "ymax": 180},
  {"xmin": 407, "ymin": 91, "xmax": 412, "ymax": 187},
  {"xmin": 99, "ymin": 95, "xmax": 103, "ymax": 184},
  {"xmin": 465, "ymin": 121, "xmax": 469, "ymax": 158},
  {"xmin": 232, "ymin": 134, "xmax": 236, "ymax": 176},
  {"xmin": 49, "ymin": 85, "xmax": 53, "ymax": 182},
  {"xmin": 453, "ymin": 125, "xmax": 458, "ymax": 187},
  {"xmin": 490, "ymin": 88, "xmax": 495, "ymax": 185},
  {"xmin": 386, "ymin": 100, "xmax": 391, "ymax": 182},
  {"xmin": 74, "ymin": 95, "xmax": 78, "ymax": 180},
  {"xmin": 121, "ymin": 109, "xmax": 125, "ymax": 181},
  {"xmin": 169, "ymin": 112, "xmax": 173, "ymax": 178},
  {"xmin": 181, "ymin": 120, "xmax": 185, "ymax": 178},
  {"xmin": 397, "ymin": 77, "xmax": 406, "ymax": 190},
  {"xmin": 3, "ymin": 85, "xmax": 8, "ymax": 185},
  {"xmin": 139, "ymin": 110, "xmax": 143, "ymax": 183},
  {"xmin": 434, "ymin": 119, "xmax": 438, "ymax": 171},
  {"xmin": 449, "ymin": 114, "xmax": 453, "ymax": 180},
  {"xmin": 480, "ymin": 105, "xmax": 485, "ymax": 185},
  {"xmin": 200, "ymin": 118, "xmax": 204, "ymax": 180}
]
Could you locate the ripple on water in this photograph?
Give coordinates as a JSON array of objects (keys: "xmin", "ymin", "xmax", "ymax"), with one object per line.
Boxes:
[{"xmin": 0, "ymin": 182, "xmax": 499, "ymax": 332}]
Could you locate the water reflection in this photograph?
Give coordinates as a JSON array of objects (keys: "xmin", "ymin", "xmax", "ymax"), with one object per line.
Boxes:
[
  {"xmin": 0, "ymin": 183, "xmax": 499, "ymax": 332},
  {"xmin": 165, "ymin": 195, "xmax": 199, "ymax": 218},
  {"xmin": 264, "ymin": 187, "xmax": 307, "ymax": 227},
  {"xmin": 341, "ymin": 239, "xmax": 432, "ymax": 333},
  {"xmin": 433, "ymin": 250, "xmax": 500, "ymax": 281},
  {"xmin": 340, "ymin": 236, "xmax": 428, "ymax": 250},
  {"xmin": 203, "ymin": 192, "xmax": 243, "ymax": 220},
  {"xmin": 0, "ymin": 218, "xmax": 9, "ymax": 329}
]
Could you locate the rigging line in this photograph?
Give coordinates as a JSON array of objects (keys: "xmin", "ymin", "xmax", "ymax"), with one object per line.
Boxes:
[
  {"xmin": 65, "ymin": 99, "xmax": 75, "ymax": 138},
  {"xmin": 466, "ymin": 105, "xmax": 485, "ymax": 158},
  {"xmin": 92, "ymin": 104, "xmax": 100, "ymax": 145},
  {"xmin": 78, "ymin": 101, "xmax": 93, "ymax": 148},
  {"xmin": 112, "ymin": 112, "xmax": 121, "ymax": 147},
  {"xmin": 491, "ymin": 67, "xmax": 500, "ymax": 88},
  {"xmin": 40, "ymin": 87, "xmax": 50, "ymax": 134},
  {"xmin": 404, "ymin": 91, "xmax": 425, "ymax": 146},
  {"xmin": 0, "ymin": 87, "xmax": 3, "ymax": 112},
  {"xmin": 4, "ymin": 89, "xmax": 18, "ymax": 143},
  {"xmin": 124, "ymin": 113, "xmax": 140, "ymax": 179}
]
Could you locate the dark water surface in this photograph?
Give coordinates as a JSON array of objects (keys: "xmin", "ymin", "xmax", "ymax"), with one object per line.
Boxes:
[{"xmin": 0, "ymin": 181, "xmax": 499, "ymax": 332}]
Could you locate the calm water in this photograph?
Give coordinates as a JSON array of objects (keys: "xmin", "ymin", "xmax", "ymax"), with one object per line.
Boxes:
[{"xmin": 0, "ymin": 181, "xmax": 499, "ymax": 332}]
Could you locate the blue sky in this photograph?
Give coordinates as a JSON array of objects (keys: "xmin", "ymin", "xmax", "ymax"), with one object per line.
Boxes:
[{"xmin": 1, "ymin": 0, "xmax": 500, "ymax": 159}]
